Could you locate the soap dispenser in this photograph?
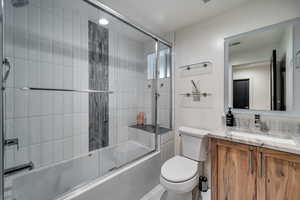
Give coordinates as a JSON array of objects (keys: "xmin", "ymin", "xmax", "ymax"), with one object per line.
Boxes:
[{"xmin": 226, "ymin": 108, "xmax": 234, "ymax": 127}]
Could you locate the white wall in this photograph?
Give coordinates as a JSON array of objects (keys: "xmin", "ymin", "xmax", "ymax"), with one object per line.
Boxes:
[{"xmin": 174, "ymin": 0, "xmax": 300, "ymax": 154}]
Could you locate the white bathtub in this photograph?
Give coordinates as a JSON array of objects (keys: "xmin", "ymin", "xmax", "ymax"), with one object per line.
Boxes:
[{"xmin": 9, "ymin": 141, "xmax": 160, "ymax": 200}]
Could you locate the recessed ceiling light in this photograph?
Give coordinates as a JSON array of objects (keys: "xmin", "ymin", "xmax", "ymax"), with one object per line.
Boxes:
[{"xmin": 99, "ymin": 18, "xmax": 109, "ymax": 26}]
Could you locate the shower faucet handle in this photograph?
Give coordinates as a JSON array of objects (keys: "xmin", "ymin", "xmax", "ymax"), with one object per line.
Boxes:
[{"xmin": 4, "ymin": 138, "xmax": 19, "ymax": 150}]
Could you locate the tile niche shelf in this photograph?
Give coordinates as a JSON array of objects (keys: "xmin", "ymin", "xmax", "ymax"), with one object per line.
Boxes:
[{"xmin": 129, "ymin": 124, "xmax": 171, "ymax": 135}]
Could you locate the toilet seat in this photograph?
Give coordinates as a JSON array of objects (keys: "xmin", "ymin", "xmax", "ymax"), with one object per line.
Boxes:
[
  {"xmin": 160, "ymin": 156, "xmax": 199, "ymax": 194},
  {"xmin": 161, "ymin": 156, "xmax": 198, "ymax": 183}
]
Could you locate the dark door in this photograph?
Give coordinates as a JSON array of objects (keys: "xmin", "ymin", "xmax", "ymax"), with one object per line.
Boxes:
[{"xmin": 233, "ymin": 79, "xmax": 249, "ymax": 109}]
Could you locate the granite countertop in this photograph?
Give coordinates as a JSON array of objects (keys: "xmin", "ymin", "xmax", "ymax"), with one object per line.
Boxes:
[{"xmin": 207, "ymin": 129, "xmax": 300, "ymax": 155}]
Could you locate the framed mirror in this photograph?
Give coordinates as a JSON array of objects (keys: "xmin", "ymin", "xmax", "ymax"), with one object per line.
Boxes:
[{"xmin": 225, "ymin": 18, "xmax": 300, "ymax": 116}]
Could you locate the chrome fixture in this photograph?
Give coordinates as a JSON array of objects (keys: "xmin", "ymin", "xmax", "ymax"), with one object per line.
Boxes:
[
  {"xmin": 179, "ymin": 61, "xmax": 211, "ymax": 71},
  {"xmin": 4, "ymin": 138, "xmax": 19, "ymax": 150},
  {"xmin": 254, "ymin": 114, "xmax": 269, "ymax": 132},
  {"xmin": 20, "ymin": 87, "xmax": 114, "ymax": 94},
  {"xmin": 4, "ymin": 161, "xmax": 34, "ymax": 177},
  {"xmin": 11, "ymin": 0, "xmax": 29, "ymax": 7},
  {"xmin": 191, "ymin": 80, "xmax": 200, "ymax": 101},
  {"xmin": 191, "ymin": 80, "xmax": 199, "ymax": 92},
  {"xmin": 179, "ymin": 92, "xmax": 211, "ymax": 98}
]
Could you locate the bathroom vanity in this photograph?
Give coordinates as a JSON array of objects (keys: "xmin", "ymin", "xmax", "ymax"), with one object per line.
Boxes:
[
  {"xmin": 216, "ymin": 16, "xmax": 300, "ymax": 200},
  {"xmin": 210, "ymin": 137, "xmax": 300, "ymax": 200}
]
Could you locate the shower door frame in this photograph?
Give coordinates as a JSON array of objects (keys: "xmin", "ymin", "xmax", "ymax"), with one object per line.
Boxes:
[
  {"xmin": 0, "ymin": 0, "xmax": 173, "ymax": 199},
  {"xmin": 0, "ymin": 0, "xmax": 4, "ymax": 199}
]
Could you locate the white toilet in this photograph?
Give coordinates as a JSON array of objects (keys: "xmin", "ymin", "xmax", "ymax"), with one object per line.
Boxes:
[{"xmin": 160, "ymin": 127, "xmax": 209, "ymax": 200}]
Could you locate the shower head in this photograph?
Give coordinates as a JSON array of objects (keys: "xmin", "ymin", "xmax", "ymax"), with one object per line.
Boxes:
[{"xmin": 11, "ymin": 0, "xmax": 29, "ymax": 7}]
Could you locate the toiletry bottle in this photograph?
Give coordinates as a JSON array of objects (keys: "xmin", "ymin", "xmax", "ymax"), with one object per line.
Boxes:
[{"xmin": 226, "ymin": 108, "xmax": 234, "ymax": 127}]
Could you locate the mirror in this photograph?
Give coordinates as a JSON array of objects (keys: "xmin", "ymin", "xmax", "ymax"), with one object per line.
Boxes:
[{"xmin": 225, "ymin": 18, "xmax": 300, "ymax": 115}]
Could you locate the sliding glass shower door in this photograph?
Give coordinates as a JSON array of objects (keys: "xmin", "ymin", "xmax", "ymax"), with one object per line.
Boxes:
[{"xmin": 0, "ymin": 0, "xmax": 171, "ymax": 199}]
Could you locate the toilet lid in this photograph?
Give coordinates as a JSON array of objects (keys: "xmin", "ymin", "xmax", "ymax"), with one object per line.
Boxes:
[{"xmin": 161, "ymin": 156, "xmax": 198, "ymax": 183}]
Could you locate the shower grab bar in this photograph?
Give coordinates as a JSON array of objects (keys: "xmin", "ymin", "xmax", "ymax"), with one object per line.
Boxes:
[
  {"xmin": 20, "ymin": 87, "xmax": 114, "ymax": 94},
  {"xmin": 4, "ymin": 161, "xmax": 34, "ymax": 177}
]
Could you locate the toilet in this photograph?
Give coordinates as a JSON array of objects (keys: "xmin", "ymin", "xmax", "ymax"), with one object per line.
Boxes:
[{"xmin": 160, "ymin": 127, "xmax": 209, "ymax": 200}]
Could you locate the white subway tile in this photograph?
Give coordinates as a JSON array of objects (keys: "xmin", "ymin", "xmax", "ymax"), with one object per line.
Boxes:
[
  {"xmin": 29, "ymin": 91, "xmax": 41, "ymax": 116},
  {"xmin": 41, "ymin": 116, "xmax": 53, "ymax": 142},
  {"xmin": 29, "ymin": 117, "xmax": 41, "ymax": 145},
  {"xmin": 40, "ymin": 62, "xmax": 53, "ymax": 88},
  {"xmin": 30, "ymin": 144, "xmax": 41, "ymax": 168},
  {"xmin": 4, "ymin": 2, "xmax": 14, "ymax": 57},
  {"xmin": 63, "ymin": 93, "xmax": 73, "ymax": 114},
  {"xmin": 54, "ymin": 140, "xmax": 64, "ymax": 163},
  {"xmin": 73, "ymin": 93, "xmax": 81, "ymax": 113},
  {"xmin": 40, "ymin": 9, "xmax": 53, "ymax": 63},
  {"xmin": 53, "ymin": 8, "xmax": 63, "ymax": 65},
  {"xmin": 73, "ymin": 114, "xmax": 81, "ymax": 136},
  {"xmin": 63, "ymin": 10, "xmax": 73, "ymax": 67},
  {"xmin": 53, "ymin": 93, "xmax": 64, "ymax": 114},
  {"xmin": 41, "ymin": 142, "xmax": 53, "ymax": 166},
  {"xmin": 14, "ymin": 58, "xmax": 28, "ymax": 88},
  {"xmin": 41, "ymin": 92, "xmax": 53, "ymax": 115},
  {"xmin": 14, "ymin": 118, "xmax": 29, "ymax": 147},
  {"xmin": 5, "ymin": 148, "xmax": 15, "ymax": 168},
  {"xmin": 13, "ymin": 5, "xmax": 28, "ymax": 59},
  {"xmin": 5, "ymin": 89, "xmax": 14, "ymax": 119},
  {"xmin": 28, "ymin": 5, "xmax": 40, "ymax": 61},
  {"xmin": 81, "ymin": 93, "xmax": 88, "ymax": 113},
  {"xmin": 53, "ymin": 65, "xmax": 64, "ymax": 89},
  {"xmin": 81, "ymin": 114, "xmax": 89, "ymax": 134},
  {"xmin": 63, "ymin": 138, "xmax": 73, "ymax": 160},
  {"xmin": 53, "ymin": 115, "xmax": 63, "ymax": 140},
  {"xmin": 63, "ymin": 66, "xmax": 73, "ymax": 89},
  {"xmin": 63, "ymin": 115, "xmax": 73, "ymax": 138},
  {"xmin": 73, "ymin": 135, "xmax": 81, "ymax": 157},
  {"xmin": 28, "ymin": 61, "xmax": 40, "ymax": 87},
  {"xmin": 14, "ymin": 90, "xmax": 28, "ymax": 118},
  {"xmin": 81, "ymin": 134, "xmax": 89, "ymax": 154},
  {"xmin": 40, "ymin": 0, "xmax": 53, "ymax": 10},
  {"xmin": 15, "ymin": 147, "xmax": 29, "ymax": 165},
  {"xmin": 5, "ymin": 119, "xmax": 15, "ymax": 140}
]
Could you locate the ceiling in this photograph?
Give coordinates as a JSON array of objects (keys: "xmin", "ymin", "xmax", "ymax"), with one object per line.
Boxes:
[
  {"xmin": 99, "ymin": 0, "xmax": 251, "ymax": 35},
  {"xmin": 229, "ymin": 24, "xmax": 290, "ymax": 55}
]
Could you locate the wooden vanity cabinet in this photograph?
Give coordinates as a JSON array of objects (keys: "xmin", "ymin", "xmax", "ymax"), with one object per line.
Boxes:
[
  {"xmin": 257, "ymin": 148, "xmax": 300, "ymax": 200},
  {"xmin": 211, "ymin": 139, "xmax": 300, "ymax": 200}
]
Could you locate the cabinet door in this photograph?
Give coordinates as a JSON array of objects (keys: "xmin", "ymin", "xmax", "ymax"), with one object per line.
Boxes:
[
  {"xmin": 257, "ymin": 148, "xmax": 300, "ymax": 200},
  {"xmin": 211, "ymin": 139, "xmax": 257, "ymax": 200}
]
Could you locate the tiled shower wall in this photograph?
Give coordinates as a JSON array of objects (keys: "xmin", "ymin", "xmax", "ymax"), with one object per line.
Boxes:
[{"xmin": 3, "ymin": 0, "xmax": 152, "ymax": 170}]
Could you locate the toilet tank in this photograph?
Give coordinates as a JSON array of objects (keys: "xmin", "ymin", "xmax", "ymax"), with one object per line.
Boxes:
[{"xmin": 179, "ymin": 127, "xmax": 209, "ymax": 161}]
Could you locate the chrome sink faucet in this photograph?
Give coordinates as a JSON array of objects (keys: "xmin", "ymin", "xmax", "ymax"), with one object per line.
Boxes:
[{"xmin": 254, "ymin": 114, "xmax": 269, "ymax": 133}]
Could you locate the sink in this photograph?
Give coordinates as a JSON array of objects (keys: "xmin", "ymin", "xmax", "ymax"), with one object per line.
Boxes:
[{"xmin": 229, "ymin": 131, "xmax": 297, "ymax": 146}]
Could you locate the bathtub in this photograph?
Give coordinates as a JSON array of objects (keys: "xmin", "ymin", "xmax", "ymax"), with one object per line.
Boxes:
[{"xmin": 9, "ymin": 141, "xmax": 160, "ymax": 200}]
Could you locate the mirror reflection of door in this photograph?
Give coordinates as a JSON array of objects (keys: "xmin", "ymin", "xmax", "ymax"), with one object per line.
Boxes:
[{"xmin": 233, "ymin": 79, "xmax": 250, "ymax": 109}]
